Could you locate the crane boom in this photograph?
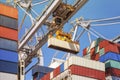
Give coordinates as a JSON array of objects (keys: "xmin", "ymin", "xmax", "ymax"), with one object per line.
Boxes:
[
  {"xmin": 24, "ymin": 0, "xmax": 88, "ymax": 67},
  {"xmin": 18, "ymin": 0, "xmax": 62, "ymax": 51}
]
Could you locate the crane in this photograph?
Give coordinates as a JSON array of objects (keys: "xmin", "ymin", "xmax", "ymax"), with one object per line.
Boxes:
[{"xmin": 14, "ymin": 0, "xmax": 88, "ymax": 80}]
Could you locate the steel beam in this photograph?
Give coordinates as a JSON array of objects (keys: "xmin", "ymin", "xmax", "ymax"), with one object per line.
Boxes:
[
  {"xmin": 25, "ymin": 0, "xmax": 88, "ymax": 67},
  {"xmin": 19, "ymin": 0, "xmax": 62, "ymax": 50}
]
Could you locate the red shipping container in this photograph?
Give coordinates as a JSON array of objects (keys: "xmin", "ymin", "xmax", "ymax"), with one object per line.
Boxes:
[
  {"xmin": 69, "ymin": 65, "xmax": 105, "ymax": 80},
  {"xmin": 83, "ymin": 48, "xmax": 87, "ymax": 56},
  {"xmin": 95, "ymin": 53, "xmax": 99, "ymax": 61},
  {"xmin": 53, "ymin": 66, "xmax": 60, "ymax": 78},
  {"xmin": 91, "ymin": 53, "xmax": 99, "ymax": 61},
  {"xmin": 105, "ymin": 44, "xmax": 119, "ymax": 54},
  {"xmin": 0, "ymin": 26, "xmax": 18, "ymax": 41},
  {"xmin": 41, "ymin": 73, "xmax": 50, "ymax": 80},
  {"xmin": 106, "ymin": 68, "xmax": 120, "ymax": 77},
  {"xmin": 90, "ymin": 47, "xmax": 95, "ymax": 56},
  {"xmin": 99, "ymin": 40, "xmax": 111, "ymax": 49},
  {"xmin": 0, "ymin": 3, "xmax": 18, "ymax": 19}
]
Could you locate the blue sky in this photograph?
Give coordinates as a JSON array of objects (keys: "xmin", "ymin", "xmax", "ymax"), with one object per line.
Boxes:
[{"xmin": 24, "ymin": 0, "xmax": 120, "ymax": 80}]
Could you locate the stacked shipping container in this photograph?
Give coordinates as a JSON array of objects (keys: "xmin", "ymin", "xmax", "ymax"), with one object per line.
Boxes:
[
  {"xmin": 82, "ymin": 38, "xmax": 120, "ymax": 79},
  {"xmin": 32, "ymin": 65, "xmax": 54, "ymax": 80},
  {"xmin": 0, "ymin": 3, "xmax": 18, "ymax": 80},
  {"xmin": 40, "ymin": 56, "xmax": 105, "ymax": 80}
]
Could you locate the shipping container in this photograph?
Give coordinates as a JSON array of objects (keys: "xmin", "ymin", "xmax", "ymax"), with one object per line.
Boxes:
[
  {"xmin": 0, "ymin": 38, "xmax": 18, "ymax": 51},
  {"xmin": 53, "ymin": 74, "xmax": 98, "ymax": 80},
  {"xmin": 60, "ymin": 63, "xmax": 64, "ymax": 73},
  {"xmin": 51, "ymin": 69, "xmax": 71, "ymax": 80},
  {"xmin": 100, "ymin": 52, "xmax": 120, "ymax": 62},
  {"xmin": 48, "ymin": 37, "xmax": 80, "ymax": 53},
  {"xmin": 0, "ymin": 60, "xmax": 18, "ymax": 74},
  {"xmin": 41, "ymin": 72, "xmax": 50, "ymax": 80},
  {"xmin": 53, "ymin": 66, "xmax": 60, "ymax": 77},
  {"xmin": 0, "ymin": 72, "xmax": 17, "ymax": 80},
  {"xmin": 64, "ymin": 56, "xmax": 105, "ymax": 71},
  {"xmin": 33, "ymin": 72, "xmax": 46, "ymax": 80},
  {"xmin": 83, "ymin": 53, "xmax": 91, "ymax": 59},
  {"xmin": 32, "ymin": 65, "xmax": 53, "ymax": 76},
  {"xmin": 70, "ymin": 75, "xmax": 98, "ymax": 80},
  {"xmin": 83, "ymin": 48, "xmax": 87, "ymax": 56},
  {"xmin": 99, "ymin": 48, "xmax": 105, "ymax": 56},
  {"xmin": 50, "ymin": 71, "xmax": 53, "ymax": 79},
  {"xmin": 69, "ymin": 65, "xmax": 105, "ymax": 80},
  {"xmin": 0, "ymin": 49, "xmax": 18, "ymax": 62},
  {"xmin": 105, "ymin": 60, "xmax": 120, "ymax": 69},
  {"xmin": 106, "ymin": 68, "xmax": 120, "ymax": 77},
  {"xmin": 99, "ymin": 40, "xmax": 110, "ymax": 49},
  {"xmin": 0, "ymin": 3, "xmax": 18, "ymax": 19},
  {"xmin": 0, "ymin": 26, "xmax": 18, "ymax": 41},
  {"xmin": 89, "ymin": 40, "xmax": 96, "ymax": 49},
  {"xmin": 105, "ymin": 44, "xmax": 119, "ymax": 54},
  {"xmin": 0, "ymin": 15, "xmax": 18, "ymax": 30},
  {"xmin": 106, "ymin": 76, "xmax": 120, "ymax": 80}
]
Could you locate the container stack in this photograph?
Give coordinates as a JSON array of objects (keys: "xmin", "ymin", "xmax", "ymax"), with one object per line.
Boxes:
[
  {"xmin": 32, "ymin": 65, "xmax": 54, "ymax": 80},
  {"xmin": 82, "ymin": 38, "xmax": 120, "ymax": 79},
  {"xmin": 41, "ymin": 56, "xmax": 105, "ymax": 80},
  {"xmin": 0, "ymin": 3, "xmax": 18, "ymax": 80}
]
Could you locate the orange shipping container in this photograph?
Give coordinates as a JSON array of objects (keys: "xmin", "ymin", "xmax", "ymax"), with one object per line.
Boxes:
[
  {"xmin": 0, "ymin": 3, "xmax": 18, "ymax": 19},
  {"xmin": 0, "ymin": 26, "xmax": 18, "ymax": 41}
]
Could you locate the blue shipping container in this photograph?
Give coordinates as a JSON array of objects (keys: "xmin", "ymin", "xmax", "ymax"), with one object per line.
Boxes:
[
  {"xmin": 60, "ymin": 63, "xmax": 64, "ymax": 73},
  {"xmin": 0, "ymin": 49, "xmax": 18, "ymax": 62},
  {"xmin": 0, "ymin": 60, "xmax": 18, "ymax": 74},
  {"xmin": 100, "ymin": 52, "xmax": 120, "ymax": 62},
  {"xmin": 0, "ymin": 38, "xmax": 17, "ymax": 52},
  {"xmin": 33, "ymin": 72, "xmax": 46, "ymax": 80},
  {"xmin": 32, "ymin": 65, "xmax": 53, "ymax": 75},
  {"xmin": 0, "ymin": 15, "xmax": 18, "ymax": 30}
]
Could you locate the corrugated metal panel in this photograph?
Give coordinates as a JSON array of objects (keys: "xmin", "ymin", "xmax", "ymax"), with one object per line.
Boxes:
[
  {"xmin": 99, "ymin": 48, "xmax": 105, "ymax": 56},
  {"xmin": 106, "ymin": 68, "xmax": 120, "ymax": 77},
  {"xmin": 0, "ymin": 60, "xmax": 18, "ymax": 74},
  {"xmin": 0, "ymin": 49, "xmax": 18, "ymax": 62},
  {"xmin": 53, "ymin": 66, "xmax": 60, "ymax": 78},
  {"xmin": 100, "ymin": 52, "xmax": 120, "ymax": 62},
  {"xmin": 0, "ymin": 72, "xmax": 17, "ymax": 80},
  {"xmin": 106, "ymin": 76, "xmax": 120, "ymax": 80},
  {"xmin": 0, "ymin": 26, "xmax": 18, "ymax": 41},
  {"xmin": 105, "ymin": 60, "xmax": 120, "ymax": 69},
  {"xmin": 71, "ymin": 75, "xmax": 97, "ymax": 80},
  {"xmin": 0, "ymin": 15, "xmax": 18, "ymax": 30},
  {"xmin": 0, "ymin": 38, "xmax": 17, "ymax": 51},
  {"xmin": 0, "ymin": 3, "xmax": 18, "ymax": 19},
  {"xmin": 48, "ymin": 37, "xmax": 80, "ymax": 53},
  {"xmin": 32, "ymin": 65, "xmax": 53, "ymax": 75},
  {"xmin": 34, "ymin": 72, "xmax": 46, "ymax": 80},
  {"xmin": 50, "ymin": 71, "xmax": 53, "ymax": 79},
  {"xmin": 41, "ymin": 72, "xmax": 50, "ymax": 80},
  {"xmin": 69, "ymin": 65, "xmax": 105, "ymax": 80},
  {"xmin": 60, "ymin": 63, "xmax": 64, "ymax": 73},
  {"xmin": 83, "ymin": 53, "xmax": 91, "ymax": 59},
  {"xmin": 64, "ymin": 56, "xmax": 105, "ymax": 71}
]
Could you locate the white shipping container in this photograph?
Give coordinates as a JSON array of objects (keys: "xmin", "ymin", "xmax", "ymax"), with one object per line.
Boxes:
[
  {"xmin": 50, "ymin": 71, "xmax": 53, "ymax": 79},
  {"xmin": 48, "ymin": 37, "xmax": 80, "ymax": 53},
  {"xmin": 0, "ymin": 72, "xmax": 17, "ymax": 80},
  {"xmin": 64, "ymin": 56, "xmax": 105, "ymax": 71},
  {"xmin": 106, "ymin": 76, "xmax": 120, "ymax": 80},
  {"xmin": 89, "ymin": 40, "xmax": 96, "ymax": 49},
  {"xmin": 83, "ymin": 53, "xmax": 91, "ymax": 59},
  {"xmin": 71, "ymin": 75, "xmax": 97, "ymax": 80},
  {"xmin": 52, "ymin": 74, "xmax": 97, "ymax": 80}
]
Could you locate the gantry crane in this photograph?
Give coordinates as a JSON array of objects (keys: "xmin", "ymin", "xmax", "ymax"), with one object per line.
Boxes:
[{"xmin": 12, "ymin": 0, "xmax": 88, "ymax": 80}]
